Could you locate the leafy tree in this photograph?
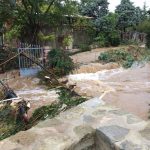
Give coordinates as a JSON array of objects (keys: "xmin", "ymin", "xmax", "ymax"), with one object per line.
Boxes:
[
  {"xmin": 80, "ymin": 0, "xmax": 120, "ymax": 47},
  {"xmin": 98, "ymin": 13, "xmax": 118, "ymax": 33},
  {"xmin": 0, "ymin": 0, "xmax": 15, "ymax": 23},
  {"xmin": 95, "ymin": 13, "xmax": 120, "ymax": 47},
  {"xmin": 0, "ymin": 0, "xmax": 79, "ymax": 44},
  {"xmin": 80, "ymin": 0, "xmax": 109, "ymax": 31},
  {"xmin": 137, "ymin": 19, "xmax": 150, "ymax": 48},
  {"xmin": 115, "ymin": 0, "xmax": 142, "ymax": 32},
  {"xmin": 133, "ymin": 7, "xmax": 143, "ymax": 26},
  {"xmin": 142, "ymin": 2, "xmax": 148, "ymax": 20}
]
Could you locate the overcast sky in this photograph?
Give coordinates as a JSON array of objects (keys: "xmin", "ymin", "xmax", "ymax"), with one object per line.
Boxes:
[
  {"xmin": 77, "ymin": 0, "xmax": 150, "ymax": 12},
  {"xmin": 108, "ymin": 0, "xmax": 150, "ymax": 12}
]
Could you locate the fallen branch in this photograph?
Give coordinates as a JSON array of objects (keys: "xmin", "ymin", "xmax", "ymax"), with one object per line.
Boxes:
[
  {"xmin": 0, "ymin": 52, "xmax": 22, "ymax": 67},
  {"xmin": 0, "ymin": 97, "xmax": 22, "ymax": 103}
]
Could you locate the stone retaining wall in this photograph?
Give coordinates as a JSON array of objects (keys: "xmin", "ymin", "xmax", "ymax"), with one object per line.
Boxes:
[{"xmin": 0, "ymin": 97, "xmax": 150, "ymax": 150}]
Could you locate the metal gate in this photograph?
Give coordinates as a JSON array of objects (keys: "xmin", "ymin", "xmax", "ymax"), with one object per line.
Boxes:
[{"xmin": 18, "ymin": 43, "xmax": 44, "ymax": 77}]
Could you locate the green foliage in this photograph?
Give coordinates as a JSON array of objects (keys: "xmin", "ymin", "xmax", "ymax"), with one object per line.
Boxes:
[
  {"xmin": 137, "ymin": 20, "xmax": 150, "ymax": 33},
  {"xmin": 99, "ymin": 46, "xmax": 150, "ymax": 68},
  {"xmin": 0, "ymin": 0, "xmax": 15, "ymax": 24},
  {"xmin": 115, "ymin": 0, "xmax": 142, "ymax": 31},
  {"xmin": 5, "ymin": 25, "xmax": 22, "ymax": 41},
  {"xmin": 31, "ymin": 87, "xmax": 86, "ymax": 121},
  {"xmin": 47, "ymin": 49, "xmax": 74, "ymax": 76},
  {"xmin": 57, "ymin": 88, "xmax": 86, "ymax": 108},
  {"xmin": 137, "ymin": 19, "xmax": 150, "ymax": 48},
  {"xmin": 120, "ymin": 39, "xmax": 138, "ymax": 45},
  {"xmin": 92, "ymin": 13, "xmax": 120, "ymax": 47},
  {"xmin": 108, "ymin": 31, "xmax": 120, "ymax": 46},
  {"xmin": 63, "ymin": 35, "xmax": 73, "ymax": 47},
  {"xmin": 98, "ymin": 49, "xmax": 134, "ymax": 68},
  {"xmin": 95, "ymin": 31, "xmax": 120, "ymax": 47},
  {"xmin": 142, "ymin": 2, "xmax": 149, "ymax": 21},
  {"xmin": 31, "ymin": 103, "xmax": 61, "ymax": 121},
  {"xmin": 32, "ymin": 88, "xmax": 86, "ymax": 121},
  {"xmin": 0, "ymin": 105, "xmax": 24, "ymax": 140},
  {"xmin": 146, "ymin": 34, "xmax": 150, "ymax": 48},
  {"xmin": 0, "ymin": 0, "xmax": 79, "ymax": 44},
  {"xmin": 79, "ymin": 44, "xmax": 91, "ymax": 52},
  {"xmin": 38, "ymin": 32, "xmax": 55, "ymax": 42},
  {"xmin": 95, "ymin": 34, "xmax": 106, "ymax": 47},
  {"xmin": 80, "ymin": 0, "xmax": 109, "ymax": 31},
  {"xmin": 122, "ymin": 55, "xmax": 134, "ymax": 68},
  {"xmin": 0, "ymin": 88, "xmax": 87, "ymax": 140},
  {"xmin": 80, "ymin": 0, "xmax": 109, "ymax": 18},
  {"xmin": 0, "ymin": 48, "xmax": 19, "ymax": 71}
]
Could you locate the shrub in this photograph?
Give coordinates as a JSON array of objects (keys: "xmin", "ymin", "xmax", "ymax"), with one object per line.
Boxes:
[
  {"xmin": 122, "ymin": 55, "xmax": 134, "ymax": 68},
  {"xmin": 31, "ymin": 88, "xmax": 86, "ymax": 121},
  {"xmin": 79, "ymin": 44, "xmax": 91, "ymax": 52},
  {"xmin": 63, "ymin": 35, "xmax": 73, "ymax": 47},
  {"xmin": 38, "ymin": 32, "xmax": 55, "ymax": 42},
  {"xmin": 108, "ymin": 31, "xmax": 120, "ymax": 46},
  {"xmin": 137, "ymin": 19, "xmax": 150, "ymax": 48},
  {"xmin": 57, "ymin": 88, "xmax": 86, "ymax": 108},
  {"xmin": 31, "ymin": 103, "xmax": 61, "ymax": 120},
  {"xmin": 95, "ymin": 34, "xmax": 107, "ymax": 47},
  {"xmin": 98, "ymin": 49, "xmax": 134, "ymax": 68},
  {"xmin": 95, "ymin": 31, "xmax": 120, "ymax": 47},
  {"xmin": 146, "ymin": 33, "xmax": 150, "ymax": 48},
  {"xmin": 120, "ymin": 39, "xmax": 138, "ymax": 45},
  {"xmin": 47, "ymin": 49, "xmax": 74, "ymax": 76}
]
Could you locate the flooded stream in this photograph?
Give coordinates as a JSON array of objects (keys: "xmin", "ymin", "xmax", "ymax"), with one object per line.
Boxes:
[
  {"xmin": 68, "ymin": 63, "xmax": 150, "ymax": 120},
  {"xmin": 1, "ymin": 62, "xmax": 150, "ymax": 120}
]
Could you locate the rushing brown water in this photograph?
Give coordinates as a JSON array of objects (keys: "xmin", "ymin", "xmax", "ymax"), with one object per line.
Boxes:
[
  {"xmin": 68, "ymin": 63, "xmax": 150, "ymax": 120},
  {"xmin": 0, "ymin": 70, "xmax": 58, "ymax": 117},
  {"xmin": 1, "ymin": 62, "xmax": 150, "ymax": 120},
  {"xmin": 73, "ymin": 63, "xmax": 119, "ymax": 74}
]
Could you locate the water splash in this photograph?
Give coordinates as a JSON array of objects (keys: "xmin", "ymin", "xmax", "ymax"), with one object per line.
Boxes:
[{"xmin": 69, "ymin": 68, "xmax": 124, "ymax": 81}]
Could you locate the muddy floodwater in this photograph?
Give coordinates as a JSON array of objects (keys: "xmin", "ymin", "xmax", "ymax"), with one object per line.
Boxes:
[
  {"xmin": 0, "ymin": 60, "xmax": 150, "ymax": 120},
  {"xmin": 68, "ymin": 63, "xmax": 150, "ymax": 120},
  {"xmin": 0, "ymin": 71, "xmax": 58, "ymax": 117}
]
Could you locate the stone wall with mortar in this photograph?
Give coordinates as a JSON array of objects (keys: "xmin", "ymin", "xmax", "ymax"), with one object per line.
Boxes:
[{"xmin": 0, "ymin": 97, "xmax": 150, "ymax": 150}]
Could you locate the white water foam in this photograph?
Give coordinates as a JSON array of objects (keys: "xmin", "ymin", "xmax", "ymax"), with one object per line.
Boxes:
[{"xmin": 68, "ymin": 68, "xmax": 125, "ymax": 81}]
